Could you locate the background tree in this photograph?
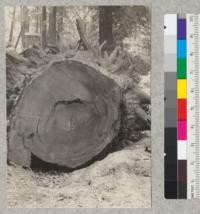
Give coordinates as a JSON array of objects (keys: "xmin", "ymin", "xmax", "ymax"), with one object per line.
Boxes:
[
  {"xmin": 35, "ymin": 7, "xmax": 40, "ymax": 33},
  {"xmin": 99, "ymin": 6, "xmax": 114, "ymax": 52},
  {"xmin": 48, "ymin": 6, "xmax": 57, "ymax": 46},
  {"xmin": 41, "ymin": 6, "xmax": 47, "ymax": 49},
  {"xmin": 8, "ymin": 7, "xmax": 16, "ymax": 45},
  {"xmin": 6, "ymin": 5, "xmax": 151, "ymax": 70},
  {"xmin": 57, "ymin": 7, "xmax": 64, "ymax": 33},
  {"xmin": 112, "ymin": 6, "xmax": 151, "ymax": 65},
  {"xmin": 20, "ymin": 6, "xmax": 29, "ymax": 49}
]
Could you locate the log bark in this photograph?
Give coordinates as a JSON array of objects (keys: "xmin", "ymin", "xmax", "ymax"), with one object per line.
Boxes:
[{"xmin": 8, "ymin": 59, "xmax": 122, "ymax": 168}]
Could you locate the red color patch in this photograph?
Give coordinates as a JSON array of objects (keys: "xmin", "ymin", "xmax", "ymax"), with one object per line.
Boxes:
[{"xmin": 178, "ymin": 99, "xmax": 187, "ymax": 121}]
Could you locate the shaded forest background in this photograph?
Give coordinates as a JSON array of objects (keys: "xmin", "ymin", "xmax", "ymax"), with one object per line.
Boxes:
[{"xmin": 5, "ymin": 6, "xmax": 151, "ymax": 72}]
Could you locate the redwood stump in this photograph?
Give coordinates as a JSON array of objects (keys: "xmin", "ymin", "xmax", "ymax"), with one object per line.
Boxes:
[{"xmin": 8, "ymin": 60, "xmax": 122, "ymax": 168}]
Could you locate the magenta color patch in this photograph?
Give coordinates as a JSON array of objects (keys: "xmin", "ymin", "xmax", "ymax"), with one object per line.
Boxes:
[{"xmin": 178, "ymin": 121, "xmax": 187, "ymax": 140}]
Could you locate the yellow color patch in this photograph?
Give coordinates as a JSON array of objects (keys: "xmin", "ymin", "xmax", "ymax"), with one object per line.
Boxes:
[{"xmin": 177, "ymin": 79, "xmax": 187, "ymax": 98}]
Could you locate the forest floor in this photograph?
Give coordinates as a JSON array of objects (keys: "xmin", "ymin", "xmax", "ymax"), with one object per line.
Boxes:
[{"xmin": 7, "ymin": 131, "xmax": 151, "ymax": 208}]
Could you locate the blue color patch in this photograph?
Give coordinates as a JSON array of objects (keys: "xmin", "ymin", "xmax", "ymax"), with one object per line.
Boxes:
[{"xmin": 177, "ymin": 40, "xmax": 186, "ymax": 58}]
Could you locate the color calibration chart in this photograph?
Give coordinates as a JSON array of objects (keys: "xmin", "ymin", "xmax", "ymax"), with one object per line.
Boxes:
[{"xmin": 164, "ymin": 14, "xmax": 200, "ymax": 199}]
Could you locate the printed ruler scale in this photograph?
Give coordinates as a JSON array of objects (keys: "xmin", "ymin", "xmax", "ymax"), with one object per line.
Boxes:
[{"xmin": 187, "ymin": 14, "xmax": 200, "ymax": 199}]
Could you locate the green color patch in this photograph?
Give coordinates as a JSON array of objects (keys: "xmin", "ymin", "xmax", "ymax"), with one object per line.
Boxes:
[{"xmin": 177, "ymin": 58, "xmax": 186, "ymax": 79}]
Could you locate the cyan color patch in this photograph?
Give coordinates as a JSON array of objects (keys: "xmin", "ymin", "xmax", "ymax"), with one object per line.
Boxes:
[{"xmin": 177, "ymin": 40, "xmax": 186, "ymax": 58}]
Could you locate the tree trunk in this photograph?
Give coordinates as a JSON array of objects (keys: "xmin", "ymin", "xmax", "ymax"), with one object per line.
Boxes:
[
  {"xmin": 7, "ymin": 16, "xmax": 150, "ymax": 168},
  {"xmin": 35, "ymin": 7, "xmax": 40, "ymax": 33},
  {"xmin": 99, "ymin": 6, "xmax": 114, "ymax": 52},
  {"xmin": 7, "ymin": 49, "xmax": 150, "ymax": 169},
  {"xmin": 41, "ymin": 6, "xmax": 47, "ymax": 49},
  {"xmin": 8, "ymin": 59, "xmax": 121, "ymax": 168},
  {"xmin": 20, "ymin": 6, "xmax": 28, "ymax": 49},
  {"xmin": 8, "ymin": 7, "xmax": 16, "ymax": 45},
  {"xmin": 57, "ymin": 7, "xmax": 64, "ymax": 33},
  {"xmin": 48, "ymin": 6, "xmax": 57, "ymax": 46}
]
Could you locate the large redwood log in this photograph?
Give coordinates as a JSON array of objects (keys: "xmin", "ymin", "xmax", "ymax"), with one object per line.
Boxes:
[{"xmin": 8, "ymin": 59, "xmax": 122, "ymax": 168}]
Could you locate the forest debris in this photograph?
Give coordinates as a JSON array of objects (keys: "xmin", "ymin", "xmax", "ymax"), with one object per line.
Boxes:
[
  {"xmin": 6, "ymin": 46, "xmax": 54, "ymax": 119},
  {"xmin": 20, "ymin": 45, "xmax": 53, "ymax": 67},
  {"xmin": 7, "ymin": 49, "xmax": 30, "ymax": 65}
]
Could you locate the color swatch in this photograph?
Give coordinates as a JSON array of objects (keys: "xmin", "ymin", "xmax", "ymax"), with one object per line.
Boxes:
[
  {"xmin": 164, "ymin": 14, "xmax": 177, "ymax": 199},
  {"xmin": 165, "ymin": 14, "xmax": 200, "ymax": 199},
  {"xmin": 177, "ymin": 17, "xmax": 187, "ymax": 199}
]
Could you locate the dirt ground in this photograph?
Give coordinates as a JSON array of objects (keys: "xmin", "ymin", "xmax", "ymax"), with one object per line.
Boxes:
[{"xmin": 7, "ymin": 131, "xmax": 151, "ymax": 208}]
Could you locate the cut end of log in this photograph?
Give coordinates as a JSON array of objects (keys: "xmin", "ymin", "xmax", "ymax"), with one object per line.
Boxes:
[{"xmin": 8, "ymin": 59, "xmax": 122, "ymax": 168}]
